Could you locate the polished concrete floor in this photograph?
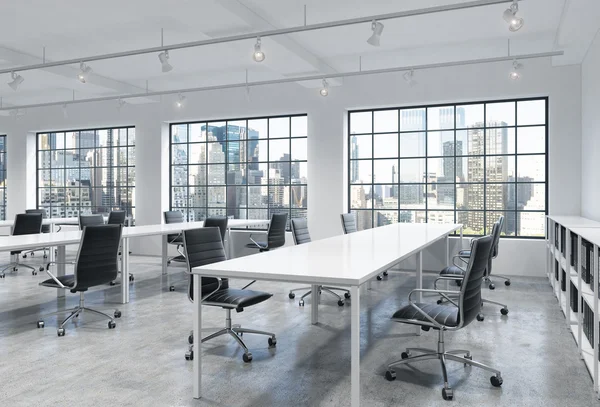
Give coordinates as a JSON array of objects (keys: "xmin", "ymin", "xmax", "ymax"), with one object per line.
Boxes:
[{"xmin": 0, "ymin": 249, "xmax": 596, "ymax": 407}]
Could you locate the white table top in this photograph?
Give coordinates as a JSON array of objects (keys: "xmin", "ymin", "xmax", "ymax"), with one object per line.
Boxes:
[
  {"xmin": 547, "ymin": 215, "xmax": 600, "ymax": 228},
  {"xmin": 0, "ymin": 219, "xmax": 269, "ymax": 252},
  {"xmin": 193, "ymin": 223, "xmax": 462, "ymax": 286}
]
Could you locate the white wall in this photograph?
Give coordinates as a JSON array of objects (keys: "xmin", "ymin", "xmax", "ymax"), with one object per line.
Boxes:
[
  {"xmin": 582, "ymin": 32, "xmax": 600, "ymax": 220},
  {"xmin": 0, "ymin": 58, "xmax": 582, "ymax": 276}
]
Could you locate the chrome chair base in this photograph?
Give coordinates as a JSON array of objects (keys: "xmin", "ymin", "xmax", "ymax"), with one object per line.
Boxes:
[
  {"xmin": 167, "ymin": 245, "xmax": 186, "ymax": 265},
  {"xmin": 36, "ymin": 292, "xmax": 120, "ymax": 336},
  {"xmin": 289, "ymin": 285, "xmax": 350, "ymax": 306},
  {"xmin": 385, "ymin": 329, "xmax": 503, "ymax": 400},
  {"xmin": 186, "ymin": 308, "xmax": 276, "ymax": 363},
  {"xmin": 0, "ymin": 260, "xmax": 43, "ymax": 277}
]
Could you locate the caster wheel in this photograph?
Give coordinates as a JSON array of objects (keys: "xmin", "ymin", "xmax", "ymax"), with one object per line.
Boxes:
[
  {"xmin": 32, "ymin": 271, "xmax": 37, "ymax": 276},
  {"xmin": 421, "ymin": 326, "xmax": 430, "ymax": 332},
  {"xmin": 57, "ymin": 328, "xmax": 65, "ymax": 337},
  {"xmin": 39, "ymin": 266, "xmax": 44, "ymax": 272},
  {"xmin": 490, "ymin": 375, "xmax": 503, "ymax": 387},
  {"xmin": 501, "ymin": 308, "xmax": 509, "ymax": 316},
  {"xmin": 114, "ymin": 310, "xmax": 122, "ymax": 318},
  {"xmin": 477, "ymin": 314, "xmax": 485, "ymax": 321},
  {"xmin": 37, "ymin": 321, "xmax": 44, "ymax": 328},
  {"xmin": 169, "ymin": 286, "xmax": 175, "ymax": 292},
  {"xmin": 442, "ymin": 388, "xmax": 453, "ymax": 401},
  {"xmin": 489, "ymin": 283, "xmax": 495, "ymax": 290},
  {"xmin": 455, "ymin": 280, "xmax": 462, "ymax": 287},
  {"xmin": 129, "ymin": 275, "xmax": 134, "ymax": 282},
  {"xmin": 383, "ymin": 271, "xmax": 388, "ymax": 276},
  {"xmin": 385, "ymin": 370, "xmax": 396, "ymax": 381},
  {"xmin": 344, "ymin": 292, "xmax": 351, "ymax": 299},
  {"xmin": 377, "ymin": 275, "xmax": 383, "ymax": 281},
  {"xmin": 167, "ymin": 260, "xmax": 171, "ymax": 266},
  {"xmin": 401, "ymin": 352, "xmax": 410, "ymax": 360},
  {"xmin": 185, "ymin": 351, "xmax": 194, "ymax": 361},
  {"xmin": 337, "ymin": 300, "xmax": 345, "ymax": 306},
  {"xmin": 505, "ymin": 280, "xmax": 511, "ymax": 286},
  {"xmin": 109, "ymin": 281, "xmax": 116, "ymax": 286},
  {"xmin": 13, "ymin": 267, "xmax": 17, "ymax": 272},
  {"xmin": 299, "ymin": 300, "xmax": 304, "ymax": 307},
  {"xmin": 31, "ymin": 253, "xmax": 35, "ymax": 257},
  {"xmin": 188, "ymin": 335, "xmax": 194, "ymax": 344},
  {"xmin": 243, "ymin": 353, "xmax": 253, "ymax": 363},
  {"xmin": 22, "ymin": 255, "xmax": 27, "ymax": 259},
  {"xmin": 108, "ymin": 321, "xmax": 116, "ymax": 329},
  {"xmin": 288, "ymin": 292, "xmax": 295, "ymax": 299},
  {"xmin": 268, "ymin": 337, "xmax": 277, "ymax": 347},
  {"xmin": 75, "ymin": 314, "xmax": 80, "ymax": 318},
  {"xmin": 43, "ymin": 255, "xmax": 48, "ymax": 259},
  {"xmin": 463, "ymin": 354, "xmax": 472, "ymax": 366},
  {"xmin": 0, "ymin": 274, "xmax": 4, "ymax": 278},
  {"xmin": 437, "ymin": 299, "xmax": 443, "ymax": 305}
]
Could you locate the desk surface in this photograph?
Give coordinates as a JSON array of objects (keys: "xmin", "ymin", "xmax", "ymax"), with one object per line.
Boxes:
[
  {"xmin": 194, "ymin": 223, "xmax": 461, "ymax": 286},
  {"xmin": 547, "ymin": 215, "xmax": 600, "ymax": 228}
]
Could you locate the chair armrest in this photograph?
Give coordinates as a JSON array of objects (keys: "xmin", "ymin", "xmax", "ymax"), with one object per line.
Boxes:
[
  {"xmin": 408, "ymin": 288, "xmax": 457, "ymax": 302},
  {"xmin": 46, "ymin": 261, "xmax": 76, "ymax": 270},
  {"xmin": 168, "ymin": 233, "xmax": 182, "ymax": 245},
  {"xmin": 452, "ymin": 255, "xmax": 468, "ymax": 268},
  {"xmin": 241, "ymin": 280, "xmax": 256, "ymax": 290},
  {"xmin": 406, "ymin": 288, "xmax": 459, "ymax": 328},
  {"xmin": 248, "ymin": 233, "xmax": 266, "ymax": 247},
  {"xmin": 43, "ymin": 263, "xmax": 75, "ymax": 289},
  {"xmin": 198, "ymin": 278, "xmax": 223, "ymax": 303}
]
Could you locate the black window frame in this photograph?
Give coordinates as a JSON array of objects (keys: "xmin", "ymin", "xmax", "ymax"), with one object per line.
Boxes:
[
  {"xmin": 0, "ymin": 135, "xmax": 6, "ymax": 220},
  {"xmin": 36, "ymin": 126, "xmax": 135, "ymax": 218},
  {"xmin": 169, "ymin": 114, "xmax": 308, "ymax": 229},
  {"xmin": 348, "ymin": 97, "xmax": 549, "ymax": 239}
]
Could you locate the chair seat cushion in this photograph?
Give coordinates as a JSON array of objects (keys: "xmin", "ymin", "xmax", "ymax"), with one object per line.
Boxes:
[
  {"xmin": 168, "ymin": 235, "xmax": 183, "ymax": 244},
  {"xmin": 40, "ymin": 274, "xmax": 76, "ymax": 289},
  {"xmin": 246, "ymin": 242, "xmax": 267, "ymax": 249},
  {"xmin": 457, "ymin": 249, "xmax": 471, "ymax": 257},
  {"xmin": 205, "ymin": 288, "xmax": 272, "ymax": 309},
  {"xmin": 392, "ymin": 302, "xmax": 459, "ymax": 327},
  {"xmin": 439, "ymin": 266, "xmax": 466, "ymax": 276}
]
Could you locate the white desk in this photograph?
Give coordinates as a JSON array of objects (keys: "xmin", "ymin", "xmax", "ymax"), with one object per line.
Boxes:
[
  {"xmin": 192, "ymin": 222, "xmax": 462, "ymax": 406},
  {"xmin": 0, "ymin": 219, "xmax": 269, "ymax": 304}
]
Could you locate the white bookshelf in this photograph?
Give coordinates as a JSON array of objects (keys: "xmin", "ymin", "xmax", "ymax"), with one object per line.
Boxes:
[{"xmin": 546, "ymin": 216, "xmax": 600, "ymax": 398}]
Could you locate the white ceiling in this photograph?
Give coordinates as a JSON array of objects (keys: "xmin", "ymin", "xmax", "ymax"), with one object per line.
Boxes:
[{"xmin": 0, "ymin": 0, "xmax": 598, "ymax": 108}]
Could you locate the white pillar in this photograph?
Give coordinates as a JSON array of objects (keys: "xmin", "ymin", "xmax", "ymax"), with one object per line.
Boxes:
[{"xmin": 6, "ymin": 124, "xmax": 36, "ymax": 219}]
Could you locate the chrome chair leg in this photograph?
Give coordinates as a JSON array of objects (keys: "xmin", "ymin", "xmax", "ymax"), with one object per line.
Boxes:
[
  {"xmin": 233, "ymin": 327, "xmax": 276, "ymax": 338},
  {"xmin": 388, "ymin": 352, "xmax": 439, "ymax": 368},
  {"xmin": 445, "ymin": 354, "xmax": 502, "ymax": 376},
  {"xmin": 200, "ymin": 328, "xmax": 229, "ymax": 343}
]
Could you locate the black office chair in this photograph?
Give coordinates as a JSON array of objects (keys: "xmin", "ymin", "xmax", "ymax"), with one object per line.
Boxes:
[
  {"xmin": 37, "ymin": 224, "xmax": 123, "ymax": 336},
  {"xmin": 0, "ymin": 213, "xmax": 45, "ymax": 277},
  {"xmin": 246, "ymin": 213, "xmax": 288, "ymax": 252},
  {"xmin": 341, "ymin": 212, "xmax": 386, "ymax": 281},
  {"xmin": 107, "ymin": 210, "xmax": 134, "ymax": 283},
  {"xmin": 437, "ymin": 217, "xmax": 509, "ymax": 319},
  {"xmin": 164, "ymin": 210, "xmax": 186, "ymax": 265},
  {"xmin": 79, "ymin": 214, "xmax": 105, "ymax": 230},
  {"xmin": 183, "ymin": 227, "xmax": 276, "ymax": 363},
  {"xmin": 169, "ymin": 217, "xmax": 229, "ymax": 292},
  {"xmin": 107, "ymin": 210, "xmax": 127, "ymax": 226},
  {"xmin": 385, "ymin": 234, "xmax": 503, "ymax": 401},
  {"xmin": 23, "ymin": 209, "xmax": 51, "ymax": 260},
  {"xmin": 287, "ymin": 219, "xmax": 350, "ymax": 306}
]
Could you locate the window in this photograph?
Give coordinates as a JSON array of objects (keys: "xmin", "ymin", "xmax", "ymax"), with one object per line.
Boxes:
[
  {"xmin": 37, "ymin": 127, "xmax": 135, "ymax": 218},
  {"xmin": 0, "ymin": 135, "xmax": 5, "ymax": 220},
  {"xmin": 170, "ymin": 115, "xmax": 307, "ymax": 226},
  {"xmin": 348, "ymin": 98, "xmax": 547, "ymax": 237}
]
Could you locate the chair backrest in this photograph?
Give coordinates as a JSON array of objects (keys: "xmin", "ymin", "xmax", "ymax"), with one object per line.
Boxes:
[
  {"xmin": 492, "ymin": 215, "xmax": 505, "ymax": 259},
  {"xmin": 107, "ymin": 210, "xmax": 127, "ymax": 225},
  {"xmin": 458, "ymin": 234, "xmax": 494, "ymax": 327},
  {"xmin": 291, "ymin": 218, "xmax": 311, "ymax": 245},
  {"xmin": 79, "ymin": 214, "xmax": 105, "ymax": 230},
  {"xmin": 25, "ymin": 209, "xmax": 50, "ymax": 233},
  {"xmin": 266, "ymin": 213, "xmax": 288, "ymax": 249},
  {"xmin": 183, "ymin": 227, "xmax": 229, "ymax": 302},
  {"xmin": 204, "ymin": 217, "xmax": 228, "ymax": 243},
  {"xmin": 73, "ymin": 224, "xmax": 122, "ymax": 291},
  {"xmin": 340, "ymin": 213, "xmax": 357, "ymax": 234},
  {"xmin": 164, "ymin": 211, "xmax": 185, "ymax": 242},
  {"xmin": 13, "ymin": 213, "xmax": 43, "ymax": 236}
]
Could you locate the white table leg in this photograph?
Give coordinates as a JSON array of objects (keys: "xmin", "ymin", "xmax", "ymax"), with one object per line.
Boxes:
[
  {"xmin": 226, "ymin": 228, "xmax": 232, "ymax": 259},
  {"xmin": 311, "ymin": 284, "xmax": 319, "ymax": 324},
  {"xmin": 415, "ymin": 250, "xmax": 422, "ymax": 336},
  {"xmin": 193, "ymin": 273, "xmax": 202, "ymax": 399},
  {"xmin": 49, "ymin": 223, "xmax": 56, "ymax": 263},
  {"xmin": 367, "ymin": 280, "xmax": 372, "ymax": 290},
  {"xmin": 445, "ymin": 235, "xmax": 450, "ymax": 267},
  {"xmin": 162, "ymin": 235, "xmax": 168, "ymax": 275},
  {"xmin": 121, "ymin": 237, "xmax": 130, "ymax": 304},
  {"xmin": 460, "ymin": 227, "xmax": 464, "ymax": 250},
  {"xmin": 350, "ymin": 285, "xmax": 360, "ymax": 407},
  {"xmin": 57, "ymin": 245, "xmax": 66, "ymax": 298}
]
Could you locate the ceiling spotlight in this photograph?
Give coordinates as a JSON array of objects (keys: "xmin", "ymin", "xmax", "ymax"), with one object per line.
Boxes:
[
  {"xmin": 8, "ymin": 71, "xmax": 24, "ymax": 91},
  {"xmin": 319, "ymin": 79, "xmax": 329, "ymax": 97},
  {"xmin": 77, "ymin": 62, "xmax": 92, "ymax": 83},
  {"xmin": 367, "ymin": 20, "xmax": 384, "ymax": 46},
  {"xmin": 403, "ymin": 69, "xmax": 416, "ymax": 86},
  {"xmin": 176, "ymin": 93, "xmax": 186, "ymax": 108},
  {"xmin": 253, "ymin": 37, "xmax": 265, "ymax": 63},
  {"xmin": 509, "ymin": 60, "xmax": 522, "ymax": 80},
  {"xmin": 503, "ymin": 0, "xmax": 524, "ymax": 32},
  {"xmin": 158, "ymin": 50, "xmax": 173, "ymax": 72}
]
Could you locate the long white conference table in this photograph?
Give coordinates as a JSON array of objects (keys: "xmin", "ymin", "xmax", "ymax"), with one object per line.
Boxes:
[
  {"xmin": 192, "ymin": 222, "xmax": 463, "ymax": 406},
  {"xmin": 0, "ymin": 219, "xmax": 269, "ymax": 304}
]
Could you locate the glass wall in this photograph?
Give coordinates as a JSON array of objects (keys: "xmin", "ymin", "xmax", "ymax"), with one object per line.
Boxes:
[
  {"xmin": 37, "ymin": 127, "xmax": 135, "ymax": 218},
  {"xmin": 0, "ymin": 135, "xmax": 5, "ymax": 220},
  {"xmin": 348, "ymin": 98, "xmax": 547, "ymax": 237},
  {"xmin": 170, "ymin": 115, "xmax": 308, "ymax": 226}
]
